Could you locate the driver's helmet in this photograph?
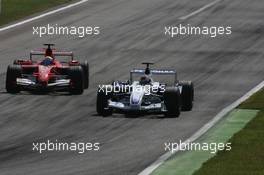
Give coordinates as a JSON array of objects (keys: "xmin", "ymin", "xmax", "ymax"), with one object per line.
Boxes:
[
  {"xmin": 41, "ymin": 56, "xmax": 53, "ymax": 66},
  {"xmin": 139, "ymin": 75, "xmax": 152, "ymax": 85}
]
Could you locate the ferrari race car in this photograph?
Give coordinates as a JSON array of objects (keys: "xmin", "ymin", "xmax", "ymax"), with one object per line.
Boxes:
[
  {"xmin": 96, "ymin": 62, "xmax": 194, "ymax": 117},
  {"xmin": 6, "ymin": 44, "xmax": 89, "ymax": 94}
]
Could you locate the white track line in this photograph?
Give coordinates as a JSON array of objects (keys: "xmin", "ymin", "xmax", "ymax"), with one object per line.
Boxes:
[
  {"xmin": 0, "ymin": 0, "xmax": 89, "ymax": 32},
  {"xmin": 139, "ymin": 80, "xmax": 264, "ymax": 175},
  {"xmin": 179, "ymin": 0, "xmax": 222, "ymax": 20}
]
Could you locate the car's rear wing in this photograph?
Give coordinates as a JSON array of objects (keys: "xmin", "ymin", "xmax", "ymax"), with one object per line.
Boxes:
[
  {"xmin": 130, "ymin": 69, "xmax": 178, "ymax": 84},
  {"xmin": 30, "ymin": 50, "xmax": 74, "ymax": 60}
]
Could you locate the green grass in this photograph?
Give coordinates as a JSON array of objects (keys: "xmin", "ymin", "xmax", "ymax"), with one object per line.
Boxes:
[
  {"xmin": 194, "ymin": 89, "xmax": 264, "ymax": 175},
  {"xmin": 240, "ymin": 88, "xmax": 264, "ymax": 110},
  {"xmin": 0, "ymin": 0, "xmax": 73, "ymax": 26},
  {"xmin": 152, "ymin": 109, "xmax": 258, "ymax": 175}
]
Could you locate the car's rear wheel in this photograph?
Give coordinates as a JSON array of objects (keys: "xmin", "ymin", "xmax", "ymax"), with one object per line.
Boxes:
[
  {"xmin": 81, "ymin": 60, "xmax": 89, "ymax": 89},
  {"xmin": 96, "ymin": 86, "xmax": 113, "ymax": 117},
  {"xmin": 6, "ymin": 65, "xmax": 22, "ymax": 93},
  {"xmin": 69, "ymin": 66, "xmax": 84, "ymax": 95},
  {"xmin": 180, "ymin": 81, "xmax": 194, "ymax": 111},
  {"xmin": 164, "ymin": 87, "xmax": 181, "ymax": 118}
]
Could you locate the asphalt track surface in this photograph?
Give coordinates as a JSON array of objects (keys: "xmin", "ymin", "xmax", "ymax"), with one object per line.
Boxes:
[{"xmin": 0, "ymin": 0, "xmax": 263, "ymax": 174}]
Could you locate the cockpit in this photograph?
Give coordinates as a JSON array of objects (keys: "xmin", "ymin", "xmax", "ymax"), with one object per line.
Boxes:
[{"xmin": 41, "ymin": 56, "xmax": 54, "ymax": 66}]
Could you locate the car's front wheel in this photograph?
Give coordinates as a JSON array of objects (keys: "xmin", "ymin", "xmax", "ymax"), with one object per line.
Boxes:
[
  {"xmin": 6, "ymin": 65, "xmax": 22, "ymax": 94},
  {"xmin": 164, "ymin": 87, "xmax": 181, "ymax": 118},
  {"xmin": 180, "ymin": 81, "xmax": 194, "ymax": 111},
  {"xmin": 96, "ymin": 87, "xmax": 113, "ymax": 117}
]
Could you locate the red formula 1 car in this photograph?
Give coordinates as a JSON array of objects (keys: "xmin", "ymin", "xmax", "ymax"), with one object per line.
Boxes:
[{"xmin": 6, "ymin": 44, "xmax": 89, "ymax": 94}]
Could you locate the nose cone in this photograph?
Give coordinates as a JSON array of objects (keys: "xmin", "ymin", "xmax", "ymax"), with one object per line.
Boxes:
[
  {"xmin": 130, "ymin": 90, "xmax": 144, "ymax": 106},
  {"xmin": 38, "ymin": 66, "xmax": 51, "ymax": 84}
]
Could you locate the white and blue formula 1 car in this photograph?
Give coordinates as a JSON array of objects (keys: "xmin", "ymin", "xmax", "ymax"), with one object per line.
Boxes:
[{"xmin": 96, "ymin": 63, "xmax": 194, "ymax": 117}]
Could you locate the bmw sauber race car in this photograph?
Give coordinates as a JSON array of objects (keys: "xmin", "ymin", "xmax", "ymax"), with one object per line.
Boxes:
[
  {"xmin": 6, "ymin": 44, "xmax": 89, "ymax": 94},
  {"xmin": 97, "ymin": 62, "xmax": 194, "ymax": 117}
]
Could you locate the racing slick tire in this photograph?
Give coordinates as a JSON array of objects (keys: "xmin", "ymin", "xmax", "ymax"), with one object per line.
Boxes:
[
  {"xmin": 6, "ymin": 65, "xmax": 22, "ymax": 93},
  {"xmin": 69, "ymin": 66, "xmax": 84, "ymax": 95},
  {"xmin": 180, "ymin": 81, "xmax": 194, "ymax": 111},
  {"xmin": 13, "ymin": 60, "xmax": 22, "ymax": 65},
  {"xmin": 81, "ymin": 60, "xmax": 89, "ymax": 89},
  {"xmin": 164, "ymin": 87, "xmax": 181, "ymax": 118},
  {"xmin": 96, "ymin": 86, "xmax": 113, "ymax": 117}
]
